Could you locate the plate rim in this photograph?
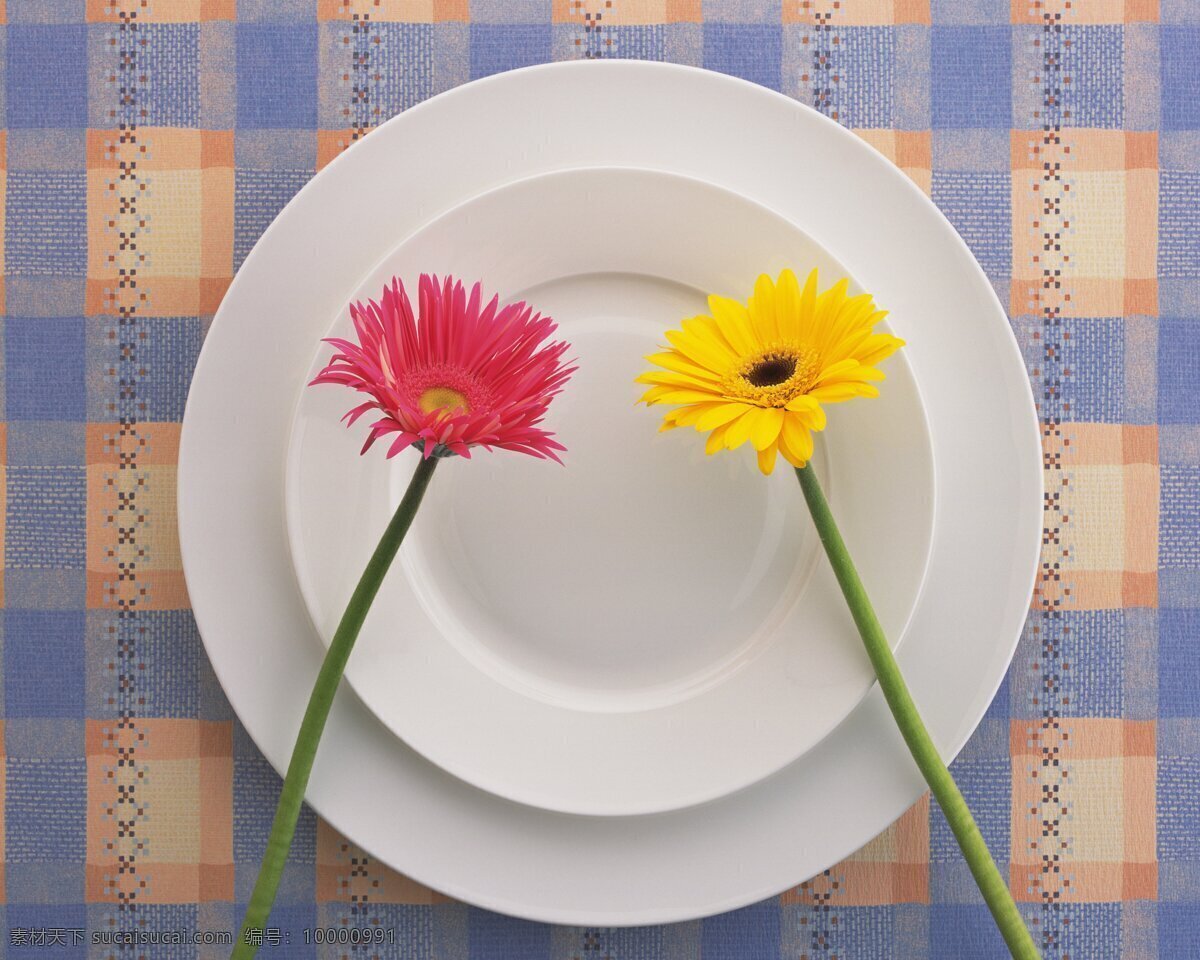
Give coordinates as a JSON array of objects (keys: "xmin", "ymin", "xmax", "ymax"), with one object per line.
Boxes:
[{"xmin": 179, "ymin": 59, "xmax": 1043, "ymax": 925}]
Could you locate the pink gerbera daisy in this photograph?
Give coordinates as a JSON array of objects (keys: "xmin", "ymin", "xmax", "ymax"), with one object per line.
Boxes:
[{"xmin": 311, "ymin": 274, "xmax": 575, "ymax": 462}]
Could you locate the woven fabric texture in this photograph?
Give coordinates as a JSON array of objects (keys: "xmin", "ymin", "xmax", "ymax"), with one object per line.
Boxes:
[{"xmin": 0, "ymin": 0, "xmax": 1195, "ymax": 957}]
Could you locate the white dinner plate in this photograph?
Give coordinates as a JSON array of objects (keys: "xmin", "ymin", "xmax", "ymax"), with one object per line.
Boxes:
[
  {"xmin": 179, "ymin": 61, "xmax": 1041, "ymax": 925},
  {"xmin": 285, "ymin": 167, "xmax": 935, "ymax": 817}
]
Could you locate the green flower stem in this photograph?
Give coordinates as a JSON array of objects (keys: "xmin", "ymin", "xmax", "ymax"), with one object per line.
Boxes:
[
  {"xmin": 795, "ymin": 464, "xmax": 1040, "ymax": 960},
  {"xmin": 232, "ymin": 454, "xmax": 440, "ymax": 960}
]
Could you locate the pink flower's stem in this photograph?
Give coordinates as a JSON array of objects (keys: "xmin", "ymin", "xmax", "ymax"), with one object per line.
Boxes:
[
  {"xmin": 795, "ymin": 463, "xmax": 1040, "ymax": 960},
  {"xmin": 232, "ymin": 455, "xmax": 440, "ymax": 960}
]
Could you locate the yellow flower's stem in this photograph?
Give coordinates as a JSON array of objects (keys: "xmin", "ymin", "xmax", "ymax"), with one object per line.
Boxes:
[
  {"xmin": 795, "ymin": 464, "xmax": 1041, "ymax": 960},
  {"xmin": 231, "ymin": 455, "xmax": 439, "ymax": 960}
]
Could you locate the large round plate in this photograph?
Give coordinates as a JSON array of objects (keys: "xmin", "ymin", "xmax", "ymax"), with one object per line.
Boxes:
[
  {"xmin": 286, "ymin": 167, "xmax": 935, "ymax": 817},
  {"xmin": 179, "ymin": 61, "xmax": 1041, "ymax": 925}
]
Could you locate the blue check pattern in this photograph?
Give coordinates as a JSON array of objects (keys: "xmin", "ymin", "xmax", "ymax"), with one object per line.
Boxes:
[{"xmin": 0, "ymin": 0, "xmax": 1197, "ymax": 957}]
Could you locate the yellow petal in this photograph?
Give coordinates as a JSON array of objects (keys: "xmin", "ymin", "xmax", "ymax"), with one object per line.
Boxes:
[
  {"xmin": 794, "ymin": 268, "xmax": 820, "ymax": 341},
  {"xmin": 774, "ymin": 268, "xmax": 801, "ymax": 337},
  {"xmin": 635, "ymin": 370, "xmax": 721, "ymax": 392},
  {"xmin": 750, "ymin": 406, "xmax": 784, "ymax": 451},
  {"xmin": 680, "ymin": 315, "xmax": 738, "ymax": 355},
  {"xmin": 655, "ymin": 388, "xmax": 730, "ymax": 405},
  {"xmin": 665, "ymin": 328, "xmax": 736, "ymax": 373},
  {"xmin": 781, "ymin": 413, "xmax": 814, "ymax": 464},
  {"xmin": 820, "ymin": 327, "xmax": 873, "ymax": 366},
  {"xmin": 816, "ymin": 293, "xmax": 875, "ymax": 356},
  {"xmin": 757, "ymin": 443, "xmax": 779, "ymax": 475},
  {"xmin": 705, "ymin": 421, "xmax": 732, "ymax": 455},
  {"xmin": 748, "ymin": 272, "xmax": 781, "ymax": 343},
  {"xmin": 707, "ymin": 295, "xmax": 758, "ymax": 354},
  {"xmin": 854, "ymin": 365, "xmax": 886, "ymax": 382},
  {"xmin": 724, "ymin": 409, "xmax": 757, "ymax": 450},
  {"xmin": 858, "ymin": 309, "xmax": 890, "ymax": 334},
  {"xmin": 783, "ymin": 402, "xmax": 827, "ymax": 433},
  {"xmin": 815, "ymin": 277, "xmax": 849, "ymax": 320},
  {"xmin": 824, "ymin": 308, "xmax": 892, "ymax": 366},
  {"xmin": 808, "ymin": 382, "xmax": 879, "ymax": 403},
  {"xmin": 810, "ymin": 364, "xmax": 886, "ymax": 393},
  {"xmin": 777, "ymin": 429, "xmax": 806, "ymax": 467},
  {"xmin": 777, "ymin": 430, "xmax": 805, "ymax": 466},
  {"xmin": 785, "ymin": 393, "xmax": 820, "ymax": 413},
  {"xmin": 639, "ymin": 386, "xmax": 675, "ymax": 404},
  {"xmin": 855, "ymin": 334, "xmax": 905, "ymax": 367},
  {"xmin": 798, "ymin": 403, "xmax": 827, "ymax": 432},
  {"xmin": 810, "ymin": 358, "xmax": 860, "ymax": 386},
  {"xmin": 696, "ymin": 401, "xmax": 752, "ymax": 431},
  {"xmin": 644, "ymin": 351, "xmax": 724, "ymax": 383},
  {"xmin": 671, "ymin": 403, "xmax": 724, "ymax": 428}
]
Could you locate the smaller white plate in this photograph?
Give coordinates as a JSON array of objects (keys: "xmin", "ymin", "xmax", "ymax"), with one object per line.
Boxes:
[{"xmin": 285, "ymin": 167, "xmax": 935, "ymax": 816}]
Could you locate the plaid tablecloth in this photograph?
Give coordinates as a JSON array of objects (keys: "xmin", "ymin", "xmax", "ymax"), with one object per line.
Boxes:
[{"xmin": 0, "ymin": 0, "xmax": 1195, "ymax": 957}]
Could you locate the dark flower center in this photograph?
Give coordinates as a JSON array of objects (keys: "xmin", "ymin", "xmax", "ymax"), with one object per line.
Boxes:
[{"xmin": 745, "ymin": 356, "xmax": 798, "ymax": 387}]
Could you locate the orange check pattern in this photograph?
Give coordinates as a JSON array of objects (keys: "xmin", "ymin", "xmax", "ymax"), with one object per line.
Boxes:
[{"xmin": 0, "ymin": 0, "xmax": 1195, "ymax": 956}]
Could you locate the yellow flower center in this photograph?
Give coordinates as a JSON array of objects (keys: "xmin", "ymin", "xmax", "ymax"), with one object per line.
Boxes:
[
  {"xmin": 724, "ymin": 343, "xmax": 820, "ymax": 407},
  {"xmin": 418, "ymin": 385, "xmax": 470, "ymax": 415}
]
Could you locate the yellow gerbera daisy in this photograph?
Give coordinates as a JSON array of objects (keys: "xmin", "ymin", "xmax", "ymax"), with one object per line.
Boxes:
[{"xmin": 637, "ymin": 268, "xmax": 904, "ymax": 475}]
